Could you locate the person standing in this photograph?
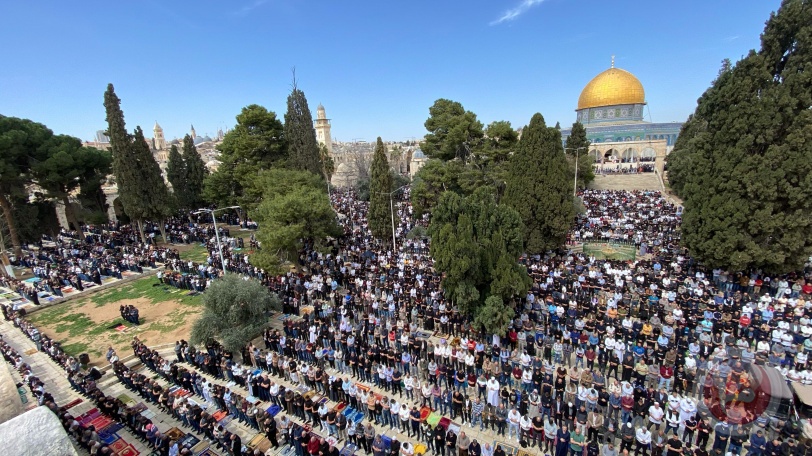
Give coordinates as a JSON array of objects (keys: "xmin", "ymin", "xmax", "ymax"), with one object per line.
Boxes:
[
  {"xmin": 457, "ymin": 431, "xmax": 471, "ymax": 456},
  {"xmin": 571, "ymin": 427, "xmax": 586, "ymax": 456},
  {"xmin": 635, "ymin": 426, "xmax": 652, "ymax": 456},
  {"xmin": 556, "ymin": 424, "xmax": 572, "ymax": 456},
  {"xmin": 496, "ymin": 403, "xmax": 508, "ymax": 436},
  {"xmin": 508, "ymin": 407, "xmax": 521, "ymax": 441}
]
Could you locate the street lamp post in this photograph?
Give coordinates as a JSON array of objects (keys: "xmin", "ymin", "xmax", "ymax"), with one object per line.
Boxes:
[
  {"xmin": 374, "ymin": 184, "xmax": 408, "ymax": 252},
  {"xmin": 193, "ymin": 205, "xmax": 240, "ymax": 276},
  {"xmin": 565, "ymin": 146, "xmax": 588, "ymax": 197}
]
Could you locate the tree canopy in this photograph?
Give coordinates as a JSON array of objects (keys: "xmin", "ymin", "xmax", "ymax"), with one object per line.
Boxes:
[
  {"xmin": 31, "ymin": 135, "xmax": 111, "ymax": 230},
  {"xmin": 428, "ymin": 189, "xmax": 530, "ymax": 334},
  {"xmin": 422, "ymin": 99, "xmax": 484, "ymax": 161},
  {"xmin": 181, "ymin": 134, "xmax": 208, "ymax": 209},
  {"xmin": 0, "ymin": 116, "xmax": 53, "ymax": 256},
  {"xmin": 565, "ymin": 121, "xmax": 595, "ymax": 189},
  {"xmin": 368, "ymin": 137, "xmax": 394, "ymax": 241},
  {"xmin": 667, "ymin": 0, "xmax": 812, "ymax": 273},
  {"xmin": 190, "ymin": 274, "xmax": 281, "ymax": 353},
  {"xmin": 284, "ymin": 86, "xmax": 322, "ymax": 177},
  {"xmin": 203, "ymin": 104, "xmax": 285, "ymax": 213},
  {"xmin": 251, "ymin": 169, "xmax": 340, "ymax": 272},
  {"xmin": 504, "ymin": 113, "xmax": 576, "ymax": 253},
  {"xmin": 412, "ymin": 102, "xmax": 517, "ymax": 217},
  {"xmin": 104, "ymin": 84, "xmax": 172, "ymax": 242},
  {"xmin": 166, "ymin": 144, "xmax": 185, "ymax": 204}
]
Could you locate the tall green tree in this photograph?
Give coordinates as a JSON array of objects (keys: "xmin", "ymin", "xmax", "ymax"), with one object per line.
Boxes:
[
  {"xmin": 565, "ymin": 121, "xmax": 595, "ymax": 189},
  {"xmin": 410, "ymin": 159, "xmax": 466, "ymax": 218},
  {"xmin": 203, "ymin": 105, "xmax": 286, "ymax": 213},
  {"xmin": 668, "ymin": 0, "xmax": 812, "ymax": 273},
  {"xmin": 130, "ymin": 127, "xmax": 173, "ymax": 241},
  {"xmin": 166, "ymin": 144, "xmax": 186, "ymax": 204},
  {"xmin": 32, "ymin": 135, "xmax": 112, "ymax": 230},
  {"xmin": 504, "ymin": 113, "xmax": 575, "ymax": 253},
  {"xmin": 0, "ymin": 116, "xmax": 53, "ymax": 256},
  {"xmin": 284, "ymin": 85, "xmax": 322, "ymax": 176},
  {"xmin": 105, "ymin": 84, "xmax": 171, "ymax": 242},
  {"xmin": 319, "ymin": 144, "xmax": 335, "ymax": 182},
  {"xmin": 368, "ymin": 137, "xmax": 394, "ymax": 241},
  {"xmin": 423, "ymin": 99, "xmax": 484, "ymax": 161},
  {"xmin": 104, "ymin": 84, "xmax": 135, "ymax": 218},
  {"xmin": 181, "ymin": 134, "xmax": 207, "ymax": 209},
  {"xmin": 190, "ymin": 274, "xmax": 281, "ymax": 353},
  {"xmin": 429, "ymin": 189, "xmax": 530, "ymax": 333},
  {"xmin": 251, "ymin": 169, "xmax": 341, "ymax": 272}
]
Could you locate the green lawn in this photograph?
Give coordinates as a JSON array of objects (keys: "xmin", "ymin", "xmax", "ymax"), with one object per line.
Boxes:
[
  {"xmin": 181, "ymin": 244, "xmax": 211, "ymax": 263},
  {"xmin": 28, "ymin": 276, "xmax": 204, "ymax": 359}
]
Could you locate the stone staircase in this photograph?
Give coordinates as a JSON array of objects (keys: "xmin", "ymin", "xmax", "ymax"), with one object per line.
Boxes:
[{"xmin": 588, "ymin": 172, "xmax": 663, "ymax": 191}]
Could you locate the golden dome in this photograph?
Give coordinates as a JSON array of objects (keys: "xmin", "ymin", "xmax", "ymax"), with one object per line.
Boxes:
[{"xmin": 577, "ymin": 67, "xmax": 645, "ymax": 110}]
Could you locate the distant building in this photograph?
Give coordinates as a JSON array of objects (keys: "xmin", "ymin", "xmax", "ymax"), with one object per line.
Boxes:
[{"xmin": 559, "ymin": 59, "xmax": 682, "ymax": 173}]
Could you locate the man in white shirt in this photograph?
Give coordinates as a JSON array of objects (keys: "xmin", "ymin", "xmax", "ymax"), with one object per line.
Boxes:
[
  {"xmin": 648, "ymin": 402, "xmax": 664, "ymax": 430},
  {"xmin": 635, "ymin": 426, "xmax": 652, "ymax": 456},
  {"xmin": 508, "ymin": 408, "xmax": 521, "ymax": 441}
]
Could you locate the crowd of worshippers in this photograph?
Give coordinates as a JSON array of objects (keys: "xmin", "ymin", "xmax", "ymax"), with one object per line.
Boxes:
[
  {"xmin": 4, "ymin": 187, "xmax": 812, "ymax": 456},
  {"xmin": 8, "ymin": 222, "xmax": 178, "ymax": 302},
  {"xmin": 7, "ymin": 212, "xmax": 254, "ymax": 303},
  {"xmin": 120, "ymin": 304, "xmax": 140, "ymax": 325}
]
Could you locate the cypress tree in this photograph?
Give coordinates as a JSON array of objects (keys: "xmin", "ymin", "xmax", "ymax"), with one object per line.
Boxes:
[
  {"xmin": 166, "ymin": 144, "xmax": 186, "ymax": 205},
  {"xmin": 104, "ymin": 84, "xmax": 140, "ymax": 238},
  {"xmin": 668, "ymin": 0, "xmax": 812, "ymax": 273},
  {"xmin": 565, "ymin": 121, "xmax": 595, "ymax": 189},
  {"xmin": 104, "ymin": 84, "xmax": 172, "ymax": 242},
  {"xmin": 368, "ymin": 137, "xmax": 394, "ymax": 242},
  {"xmin": 182, "ymin": 134, "xmax": 207, "ymax": 209},
  {"xmin": 130, "ymin": 127, "xmax": 173, "ymax": 241},
  {"xmin": 284, "ymin": 84, "xmax": 322, "ymax": 176},
  {"xmin": 504, "ymin": 113, "xmax": 575, "ymax": 253}
]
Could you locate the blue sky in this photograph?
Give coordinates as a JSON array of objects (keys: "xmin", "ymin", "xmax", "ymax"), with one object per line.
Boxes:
[{"xmin": 0, "ymin": 0, "xmax": 781, "ymax": 143}]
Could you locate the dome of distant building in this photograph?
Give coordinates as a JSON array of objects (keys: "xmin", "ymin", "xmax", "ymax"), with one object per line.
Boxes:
[
  {"xmin": 577, "ymin": 67, "xmax": 645, "ymax": 110},
  {"xmin": 560, "ymin": 59, "xmax": 683, "ymax": 176},
  {"xmin": 412, "ymin": 149, "xmax": 425, "ymax": 159}
]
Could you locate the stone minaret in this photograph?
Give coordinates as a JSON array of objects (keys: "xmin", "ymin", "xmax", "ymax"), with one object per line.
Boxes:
[
  {"xmin": 153, "ymin": 121, "xmax": 166, "ymax": 150},
  {"xmin": 314, "ymin": 104, "xmax": 332, "ymax": 154},
  {"xmin": 190, "ymin": 124, "xmax": 196, "ymax": 141}
]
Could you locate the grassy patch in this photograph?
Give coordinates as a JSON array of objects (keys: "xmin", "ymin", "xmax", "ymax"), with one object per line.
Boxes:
[
  {"xmin": 61, "ymin": 341, "xmax": 102, "ymax": 359},
  {"xmin": 181, "ymin": 244, "xmax": 211, "ymax": 263},
  {"xmin": 86, "ymin": 277, "xmax": 202, "ymax": 307}
]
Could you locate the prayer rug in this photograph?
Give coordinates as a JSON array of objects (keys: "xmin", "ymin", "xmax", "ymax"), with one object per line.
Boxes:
[
  {"xmin": 64, "ymin": 398, "xmax": 83, "ymax": 410},
  {"xmin": 340, "ymin": 443, "xmax": 358, "ymax": 456},
  {"xmin": 496, "ymin": 442, "xmax": 519, "ymax": 456},
  {"xmin": 165, "ymin": 427, "xmax": 185, "ymax": 441},
  {"xmin": 117, "ymin": 394, "xmax": 136, "ymax": 405},
  {"xmin": 90, "ymin": 414, "xmax": 114, "ymax": 430},
  {"xmin": 179, "ymin": 434, "xmax": 200, "ymax": 448},
  {"xmin": 217, "ymin": 415, "xmax": 232, "ymax": 427},
  {"xmin": 115, "ymin": 443, "xmax": 139, "ymax": 456},
  {"xmin": 109, "ymin": 438, "xmax": 129, "ymax": 453},
  {"xmin": 100, "ymin": 432, "xmax": 120, "ymax": 445}
]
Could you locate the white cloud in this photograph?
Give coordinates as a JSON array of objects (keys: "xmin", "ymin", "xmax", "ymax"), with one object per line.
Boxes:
[
  {"xmin": 723, "ymin": 35, "xmax": 740, "ymax": 42},
  {"xmin": 490, "ymin": 0, "xmax": 545, "ymax": 26},
  {"xmin": 233, "ymin": 0, "xmax": 269, "ymax": 17}
]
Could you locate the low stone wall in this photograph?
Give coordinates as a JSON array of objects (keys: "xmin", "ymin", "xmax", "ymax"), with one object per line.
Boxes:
[{"xmin": 0, "ymin": 359, "xmax": 24, "ymax": 424}]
